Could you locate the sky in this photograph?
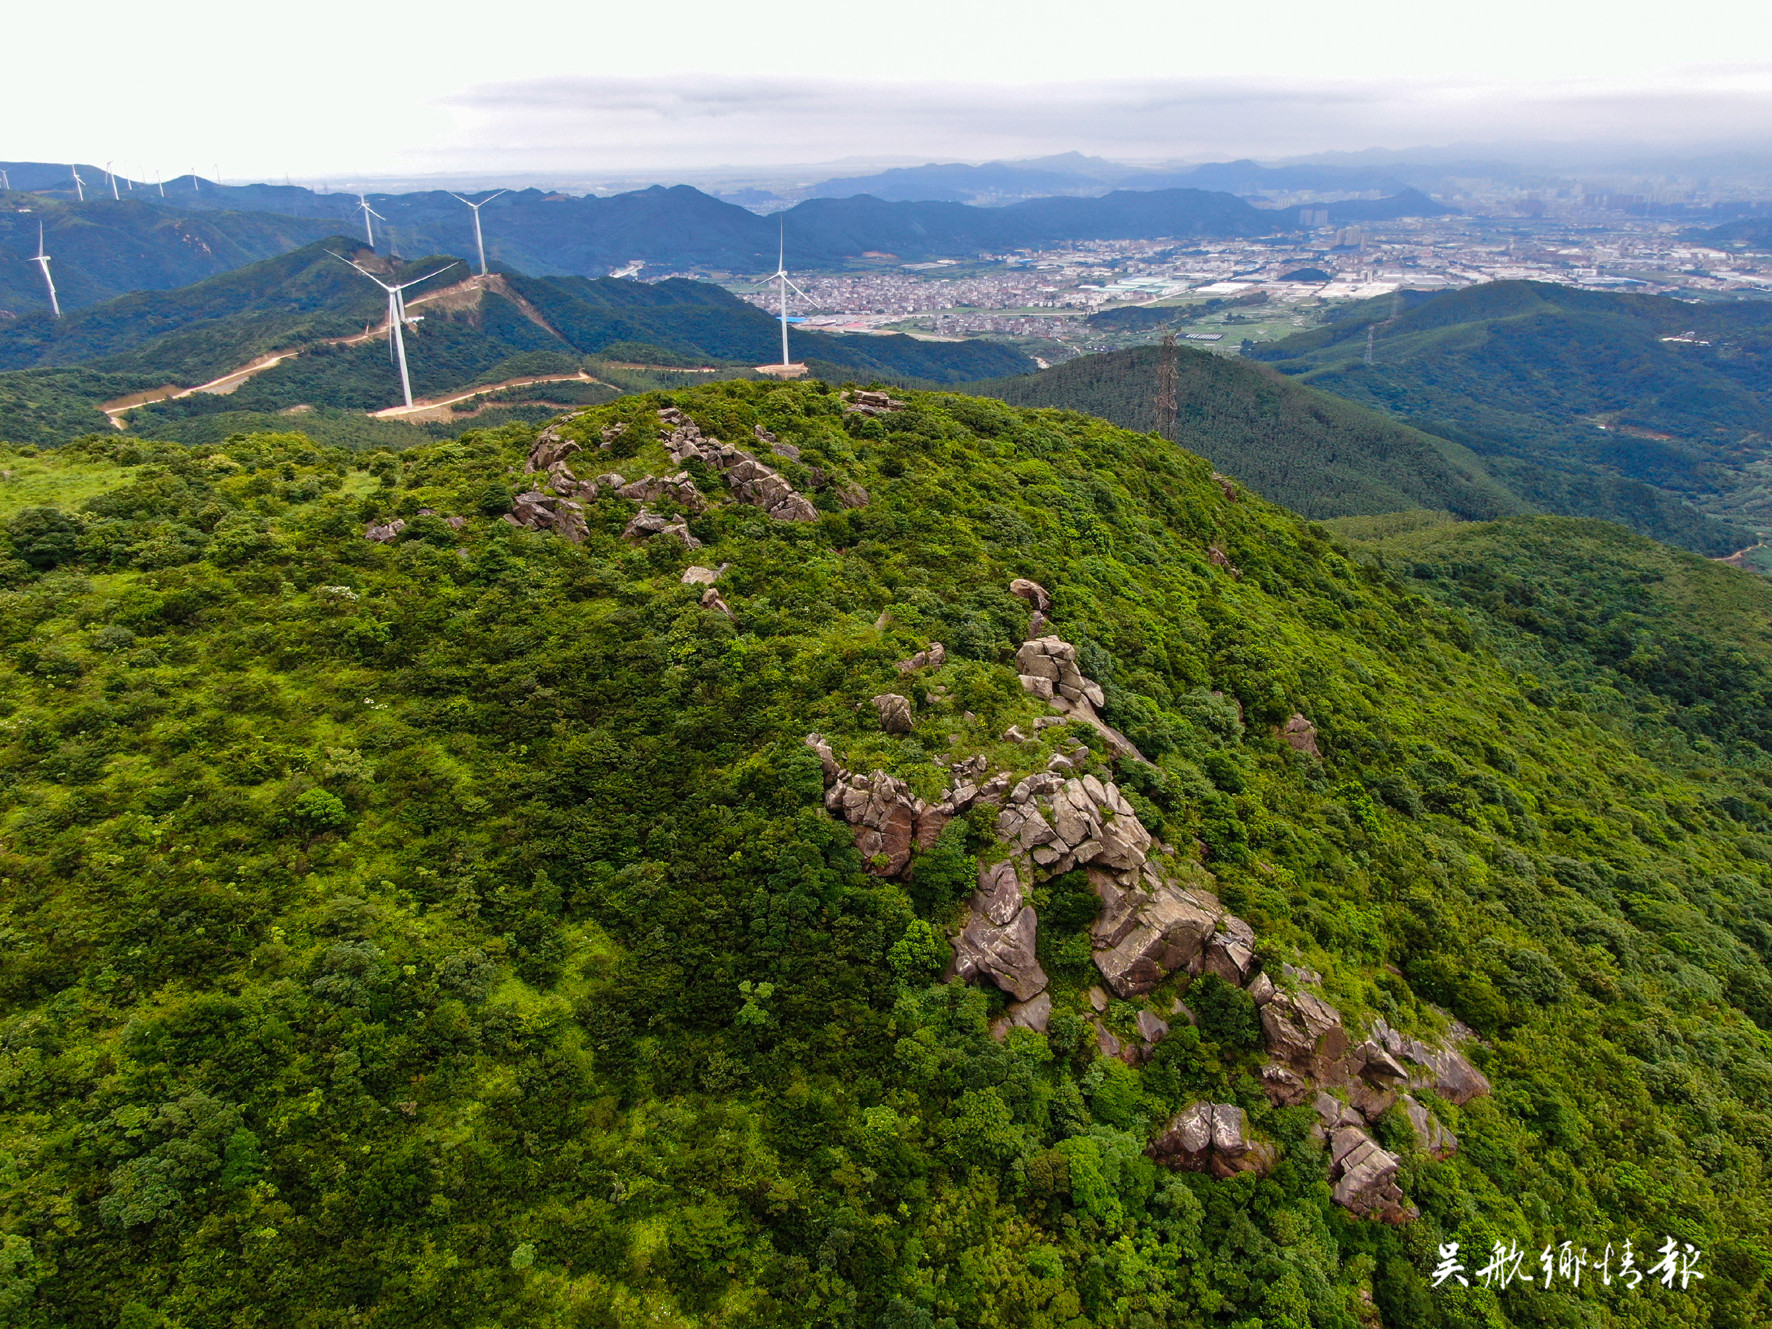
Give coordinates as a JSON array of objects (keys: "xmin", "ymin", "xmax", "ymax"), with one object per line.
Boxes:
[{"xmin": 13, "ymin": 0, "xmax": 1772, "ymax": 185}]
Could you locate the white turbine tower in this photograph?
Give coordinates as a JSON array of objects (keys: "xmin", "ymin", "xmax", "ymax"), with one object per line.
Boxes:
[
  {"xmin": 764, "ymin": 223, "xmax": 810, "ymax": 368},
  {"xmin": 0, "ymin": 169, "xmax": 10, "ymax": 191},
  {"xmin": 30, "ymin": 224, "xmax": 60, "ymax": 318},
  {"xmin": 447, "ymin": 190, "xmax": 507, "ymax": 276},
  {"xmin": 105, "ymin": 162, "xmax": 119, "ymax": 199},
  {"xmin": 331, "ymin": 254, "xmax": 458, "ymax": 409},
  {"xmin": 70, "ymin": 166, "xmax": 84, "ymax": 202},
  {"xmin": 355, "ymin": 193, "xmax": 385, "ymax": 249}
]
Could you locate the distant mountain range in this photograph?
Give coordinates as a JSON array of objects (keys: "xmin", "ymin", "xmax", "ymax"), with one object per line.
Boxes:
[
  {"xmin": 0, "ymin": 239, "xmax": 1033, "ymax": 444},
  {"xmin": 3, "ymin": 162, "xmax": 1462, "ymax": 318}
]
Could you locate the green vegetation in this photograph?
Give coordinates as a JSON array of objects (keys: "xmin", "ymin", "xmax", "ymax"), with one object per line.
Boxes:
[
  {"xmin": 1248, "ymin": 280, "xmax": 1772, "ymax": 554},
  {"xmin": 0, "ymin": 245, "xmax": 1033, "ymax": 446},
  {"xmin": 2, "ymin": 384, "xmax": 1772, "ymax": 1326},
  {"xmin": 966, "ymin": 341, "xmax": 1531, "ymax": 520}
]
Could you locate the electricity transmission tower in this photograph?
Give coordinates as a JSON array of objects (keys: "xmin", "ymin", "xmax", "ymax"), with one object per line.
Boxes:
[{"xmin": 1153, "ymin": 333, "xmax": 1178, "ymax": 439}]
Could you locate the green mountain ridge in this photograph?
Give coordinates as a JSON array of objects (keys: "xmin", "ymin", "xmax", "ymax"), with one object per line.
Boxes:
[
  {"xmin": 0, "ymin": 242, "xmax": 1034, "ymax": 445},
  {"xmin": 0, "ymin": 383, "xmax": 1770, "ymax": 1325},
  {"xmin": 964, "ymin": 342, "xmax": 1533, "ymax": 522},
  {"xmin": 1246, "ymin": 280, "xmax": 1772, "ymax": 552}
]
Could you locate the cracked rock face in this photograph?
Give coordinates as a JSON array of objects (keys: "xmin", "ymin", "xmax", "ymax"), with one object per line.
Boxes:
[
  {"xmin": 827, "ymin": 770, "xmax": 922, "ymax": 878},
  {"xmin": 953, "ymin": 860, "xmax": 1047, "ymax": 1002},
  {"xmin": 1091, "ymin": 871, "xmax": 1221, "ymax": 997},
  {"xmin": 1149, "ymin": 1102, "xmax": 1278, "ymax": 1179},
  {"xmin": 872, "ymin": 693, "xmax": 914, "ymax": 734},
  {"xmin": 1329, "ymin": 1127, "xmax": 1416, "ymax": 1223},
  {"xmin": 1260, "ymin": 989, "xmax": 1351, "ymax": 1081},
  {"xmin": 1013, "ymin": 634, "xmax": 1142, "ymax": 758}
]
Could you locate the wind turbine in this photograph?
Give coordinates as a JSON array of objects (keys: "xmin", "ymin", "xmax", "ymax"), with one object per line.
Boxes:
[
  {"xmin": 156, "ymin": 172, "xmax": 165, "ymax": 197},
  {"xmin": 330, "ymin": 254, "xmax": 458, "ymax": 409},
  {"xmin": 354, "ymin": 193, "xmax": 385, "ymax": 249},
  {"xmin": 105, "ymin": 162, "xmax": 119, "ymax": 199},
  {"xmin": 764, "ymin": 222, "xmax": 810, "ymax": 367},
  {"xmin": 448, "ymin": 189, "xmax": 507, "ymax": 276},
  {"xmin": 70, "ymin": 166, "xmax": 84, "ymax": 202},
  {"xmin": 190, "ymin": 169, "xmax": 199, "ymax": 194},
  {"xmin": 30, "ymin": 224, "xmax": 60, "ymax": 318},
  {"xmin": 0, "ymin": 169, "xmax": 10, "ymax": 191}
]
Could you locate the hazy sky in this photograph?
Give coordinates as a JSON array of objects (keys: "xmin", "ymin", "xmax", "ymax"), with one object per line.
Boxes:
[{"xmin": 13, "ymin": 0, "xmax": 1772, "ymax": 182}]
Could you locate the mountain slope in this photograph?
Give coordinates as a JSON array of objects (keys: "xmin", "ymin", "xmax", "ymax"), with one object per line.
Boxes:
[
  {"xmin": 1247, "ymin": 280, "xmax": 1772, "ymax": 553},
  {"xmin": 965, "ymin": 341, "xmax": 1531, "ymax": 520},
  {"xmin": 1, "ymin": 390, "xmax": 1771, "ymax": 1324},
  {"xmin": 0, "ymin": 245, "xmax": 1035, "ymax": 442},
  {"xmin": 0, "ymin": 193, "xmax": 335, "ymax": 315}
]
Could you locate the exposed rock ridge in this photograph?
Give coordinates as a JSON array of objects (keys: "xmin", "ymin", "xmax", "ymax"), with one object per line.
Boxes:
[{"xmin": 657, "ymin": 408, "xmax": 820, "ymax": 521}]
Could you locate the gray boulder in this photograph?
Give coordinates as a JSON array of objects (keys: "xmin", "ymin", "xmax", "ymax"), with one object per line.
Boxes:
[
  {"xmin": 872, "ymin": 693, "xmax": 914, "ymax": 734},
  {"xmin": 1090, "ymin": 874, "xmax": 1220, "ymax": 997},
  {"xmin": 1149, "ymin": 1102, "xmax": 1278, "ymax": 1179},
  {"xmin": 1328, "ymin": 1126, "xmax": 1416, "ymax": 1223},
  {"xmin": 1260, "ymin": 989, "xmax": 1350, "ymax": 1081},
  {"xmin": 1399, "ymin": 1094, "xmax": 1459, "ymax": 1159}
]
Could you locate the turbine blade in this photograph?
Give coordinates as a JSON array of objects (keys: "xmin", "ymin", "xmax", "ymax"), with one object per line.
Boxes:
[{"xmin": 393, "ymin": 262, "xmax": 461, "ymax": 292}]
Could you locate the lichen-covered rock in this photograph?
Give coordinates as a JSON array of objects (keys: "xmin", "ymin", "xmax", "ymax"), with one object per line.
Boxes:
[
  {"xmin": 836, "ymin": 483, "xmax": 869, "ymax": 509},
  {"xmin": 841, "ymin": 389, "xmax": 905, "ymax": 415},
  {"xmin": 1136, "ymin": 1010, "xmax": 1170, "ymax": 1046},
  {"xmin": 1399, "ymin": 1094, "xmax": 1459, "ymax": 1159},
  {"xmin": 364, "ymin": 518, "xmax": 406, "ymax": 543},
  {"xmin": 725, "ymin": 457, "xmax": 819, "ymax": 522},
  {"xmin": 872, "ymin": 693, "xmax": 914, "ymax": 734},
  {"xmin": 681, "ymin": 563, "xmax": 729, "ymax": 586}
]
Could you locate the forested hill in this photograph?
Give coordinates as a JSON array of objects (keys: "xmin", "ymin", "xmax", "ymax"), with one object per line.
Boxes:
[
  {"xmin": 1245, "ymin": 280, "xmax": 1772, "ymax": 554},
  {"xmin": 965, "ymin": 341, "xmax": 1531, "ymax": 522},
  {"xmin": 0, "ymin": 192, "xmax": 334, "ymax": 316},
  {"xmin": 2, "ymin": 384, "xmax": 1772, "ymax": 1325},
  {"xmin": 0, "ymin": 242, "xmax": 1033, "ymax": 444}
]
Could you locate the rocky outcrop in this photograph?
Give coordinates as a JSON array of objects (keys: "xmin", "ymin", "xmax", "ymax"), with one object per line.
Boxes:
[
  {"xmin": 526, "ymin": 425, "xmax": 581, "ymax": 473},
  {"xmin": 1400, "ymin": 1094, "xmax": 1458, "ymax": 1159},
  {"xmin": 953, "ymin": 860, "xmax": 1047, "ymax": 1002},
  {"xmin": 825, "ymin": 769, "xmax": 921, "ymax": 877},
  {"xmin": 1328, "ymin": 1127, "xmax": 1415, "ymax": 1223},
  {"xmin": 681, "ymin": 563, "xmax": 729, "ymax": 586},
  {"xmin": 1277, "ymin": 714, "xmax": 1320, "ymax": 757},
  {"xmin": 656, "ymin": 409, "xmax": 819, "ymax": 521},
  {"xmin": 896, "ymin": 642, "xmax": 947, "ymax": 673},
  {"xmin": 623, "ymin": 509, "xmax": 700, "ymax": 548},
  {"xmin": 1009, "ymin": 578, "xmax": 1051, "ymax": 615},
  {"xmin": 990, "ymin": 990, "xmax": 1052, "ymax": 1039},
  {"xmin": 600, "ymin": 422, "xmax": 627, "ymax": 448},
  {"xmin": 700, "ymin": 587, "xmax": 734, "ymax": 619},
  {"xmin": 726, "ymin": 456, "xmax": 819, "ymax": 522},
  {"xmin": 841, "ymin": 389, "xmax": 905, "ymax": 415},
  {"xmin": 1014, "ymin": 636, "xmax": 1141, "ymax": 758},
  {"xmin": 1260, "ymin": 989, "xmax": 1351, "ymax": 1082},
  {"xmin": 872, "ymin": 694, "xmax": 914, "ymax": 734},
  {"xmin": 994, "ymin": 773, "xmax": 1151, "ymax": 878},
  {"xmin": 1149, "ymin": 1103, "xmax": 1278, "ymax": 1179},
  {"xmin": 617, "ymin": 472, "xmax": 705, "ymax": 511},
  {"xmin": 835, "ymin": 483, "xmax": 870, "ymax": 509},
  {"xmin": 1091, "ymin": 870, "xmax": 1221, "ymax": 997},
  {"xmin": 1206, "ymin": 546, "xmax": 1241, "ymax": 578},
  {"xmin": 506, "ymin": 491, "xmax": 588, "ymax": 543},
  {"xmin": 364, "ymin": 518, "xmax": 405, "ymax": 543},
  {"xmin": 1369, "ymin": 1017, "xmax": 1492, "ymax": 1105}
]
